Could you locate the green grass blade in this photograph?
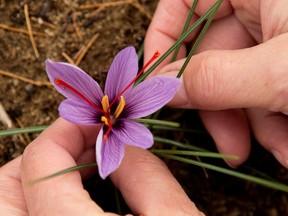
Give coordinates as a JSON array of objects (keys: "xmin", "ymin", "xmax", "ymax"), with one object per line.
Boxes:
[
  {"xmin": 151, "ymin": 149, "xmax": 238, "ymax": 160},
  {"xmin": 177, "ymin": 0, "xmax": 221, "ymax": 78},
  {"xmin": 135, "ymin": 0, "xmax": 223, "ymax": 84},
  {"xmin": 115, "ymin": 189, "xmax": 122, "ymax": 215},
  {"xmin": 28, "ymin": 163, "xmax": 97, "ymax": 185},
  {"xmin": 0, "ymin": 125, "xmax": 48, "ymax": 136},
  {"xmin": 150, "ymin": 125, "xmax": 204, "ymax": 133},
  {"xmin": 171, "ymin": 0, "xmax": 198, "ymax": 62},
  {"xmin": 154, "ymin": 136, "xmax": 205, "ymax": 151},
  {"xmin": 137, "ymin": 42, "xmax": 144, "ymax": 60},
  {"xmin": 134, "ymin": 118, "xmax": 180, "ymax": 127},
  {"xmin": 244, "ymin": 165, "xmax": 278, "ymax": 182},
  {"xmin": 159, "ymin": 154, "xmax": 288, "ymax": 192}
]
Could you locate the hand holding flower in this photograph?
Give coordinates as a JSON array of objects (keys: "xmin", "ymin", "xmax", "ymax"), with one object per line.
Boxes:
[
  {"xmin": 145, "ymin": 0, "xmax": 288, "ymax": 168},
  {"xmin": 0, "ymin": 118, "xmax": 203, "ymax": 215},
  {"xmin": 46, "ymin": 46, "xmax": 180, "ymax": 178},
  {"xmin": 0, "ymin": 46, "xmax": 205, "ymax": 215}
]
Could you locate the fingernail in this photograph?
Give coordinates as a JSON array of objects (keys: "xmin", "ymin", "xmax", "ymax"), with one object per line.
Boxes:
[
  {"xmin": 224, "ymin": 159, "xmax": 238, "ymax": 169},
  {"xmin": 162, "ymin": 71, "xmax": 189, "ymax": 107},
  {"xmin": 271, "ymin": 150, "xmax": 285, "ymax": 166}
]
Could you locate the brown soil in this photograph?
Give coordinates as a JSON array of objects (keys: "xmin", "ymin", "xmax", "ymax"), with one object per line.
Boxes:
[{"xmin": 0, "ymin": 1, "xmax": 287, "ymax": 215}]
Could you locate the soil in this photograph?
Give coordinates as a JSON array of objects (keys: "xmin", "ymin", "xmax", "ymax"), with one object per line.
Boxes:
[{"xmin": 0, "ymin": 1, "xmax": 287, "ymax": 215}]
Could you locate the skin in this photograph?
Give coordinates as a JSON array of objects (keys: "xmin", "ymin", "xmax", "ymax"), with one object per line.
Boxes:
[
  {"xmin": 144, "ymin": 0, "xmax": 288, "ymax": 168},
  {"xmin": 0, "ymin": 118, "xmax": 203, "ymax": 216},
  {"xmin": 2, "ymin": 0, "xmax": 288, "ymax": 215}
]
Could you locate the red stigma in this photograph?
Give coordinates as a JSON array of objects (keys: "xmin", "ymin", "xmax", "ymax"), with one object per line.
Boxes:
[
  {"xmin": 154, "ymin": 50, "xmax": 160, "ymax": 58},
  {"xmin": 108, "ymin": 50, "xmax": 160, "ymax": 108},
  {"xmin": 103, "ymin": 117, "xmax": 112, "ymax": 142},
  {"xmin": 54, "ymin": 78, "xmax": 104, "ymax": 113}
]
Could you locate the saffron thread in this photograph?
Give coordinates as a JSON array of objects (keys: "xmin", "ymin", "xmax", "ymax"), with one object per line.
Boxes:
[
  {"xmin": 108, "ymin": 51, "xmax": 160, "ymax": 108},
  {"xmin": 103, "ymin": 119, "xmax": 112, "ymax": 142},
  {"xmin": 55, "ymin": 78, "xmax": 104, "ymax": 113}
]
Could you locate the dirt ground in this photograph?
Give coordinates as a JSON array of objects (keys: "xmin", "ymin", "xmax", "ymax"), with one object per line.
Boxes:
[{"xmin": 0, "ymin": 0, "xmax": 288, "ymax": 215}]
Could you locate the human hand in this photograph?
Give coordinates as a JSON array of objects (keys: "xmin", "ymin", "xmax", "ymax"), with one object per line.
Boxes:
[
  {"xmin": 144, "ymin": 0, "xmax": 288, "ymax": 168},
  {"xmin": 0, "ymin": 117, "xmax": 203, "ymax": 216}
]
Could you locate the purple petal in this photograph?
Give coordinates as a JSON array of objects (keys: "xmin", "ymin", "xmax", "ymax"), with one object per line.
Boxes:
[
  {"xmin": 96, "ymin": 127, "xmax": 125, "ymax": 179},
  {"xmin": 123, "ymin": 76, "xmax": 180, "ymax": 118},
  {"xmin": 104, "ymin": 46, "xmax": 138, "ymax": 100},
  {"xmin": 115, "ymin": 119, "xmax": 153, "ymax": 149},
  {"xmin": 46, "ymin": 59, "xmax": 104, "ymax": 107},
  {"xmin": 59, "ymin": 99, "xmax": 102, "ymax": 125}
]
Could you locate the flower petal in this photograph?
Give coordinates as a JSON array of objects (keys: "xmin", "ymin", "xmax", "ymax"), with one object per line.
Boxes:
[
  {"xmin": 59, "ymin": 99, "xmax": 102, "ymax": 125},
  {"xmin": 104, "ymin": 46, "xmax": 138, "ymax": 100},
  {"xmin": 46, "ymin": 59, "xmax": 103, "ymax": 107},
  {"xmin": 96, "ymin": 127, "xmax": 125, "ymax": 179},
  {"xmin": 115, "ymin": 119, "xmax": 153, "ymax": 149},
  {"xmin": 123, "ymin": 76, "xmax": 180, "ymax": 118}
]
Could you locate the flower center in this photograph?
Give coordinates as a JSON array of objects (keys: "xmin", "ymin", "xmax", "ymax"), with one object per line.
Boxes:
[{"xmin": 101, "ymin": 95, "xmax": 125, "ymax": 141}]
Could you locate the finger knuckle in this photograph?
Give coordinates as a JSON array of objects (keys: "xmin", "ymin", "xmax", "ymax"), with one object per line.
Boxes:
[
  {"xmin": 187, "ymin": 53, "xmax": 223, "ymax": 108},
  {"xmin": 21, "ymin": 139, "xmax": 52, "ymax": 166}
]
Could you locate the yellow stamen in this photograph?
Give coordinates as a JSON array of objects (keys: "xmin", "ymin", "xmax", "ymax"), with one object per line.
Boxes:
[
  {"xmin": 114, "ymin": 96, "xmax": 125, "ymax": 118},
  {"xmin": 101, "ymin": 95, "xmax": 110, "ymax": 113},
  {"xmin": 101, "ymin": 116, "xmax": 109, "ymax": 126}
]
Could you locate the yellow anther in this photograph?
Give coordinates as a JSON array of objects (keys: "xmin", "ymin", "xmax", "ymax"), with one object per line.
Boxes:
[
  {"xmin": 101, "ymin": 116, "xmax": 109, "ymax": 126},
  {"xmin": 114, "ymin": 96, "xmax": 125, "ymax": 118},
  {"xmin": 101, "ymin": 95, "xmax": 110, "ymax": 113}
]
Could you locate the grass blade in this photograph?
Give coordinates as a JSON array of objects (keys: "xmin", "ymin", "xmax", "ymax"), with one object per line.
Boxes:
[
  {"xmin": 28, "ymin": 163, "xmax": 97, "ymax": 185},
  {"xmin": 159, "ymin": 154, "xmax": 288, "ymax": 192},
  {"xmin": 0, "ymin": 125, "xmax": 48, "ymax": 136},
  {"xmin": 149, "ymin": 125, "xmax": 204, "ymax": 133},
  {"xmin": 154, "ymin": 136, "xmax": 205, "ymax": 151},
  {"xmin": 135, "ymin": 118, "xmax": 180, "ymax": 127},
  {"xmin": 177, "ymin": 0, "xmax": 221, "ymax": 77},
  {"xmin": 171, "ymin": 0, "xmax": 198, "ymax": 62},
  {"xmin": 151, "ymin": 149, "xmax": 238, "ymax": 160}
]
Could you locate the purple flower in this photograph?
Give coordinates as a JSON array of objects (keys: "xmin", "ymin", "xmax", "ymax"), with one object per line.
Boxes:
[{"xmin": 45, "ymin": 46, "xmax": 180, "ymax": 179}]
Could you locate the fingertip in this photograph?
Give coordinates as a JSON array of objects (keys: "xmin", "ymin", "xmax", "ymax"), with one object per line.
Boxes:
[
  {"xmin": 246, "ymin": 108, "xmax": 288, "ymax": 169},
  {"xmin": 271, "ymin": 150, "xmax": 288, "ymax": 169},
  {"xmin": 199, "ymin": 109, "xmax": 251, "ymax": 167},
  {"xmin": 151, "ymin": 59, "xmax": 192, "ymax": 108},
  {"xmin": 110, "ymin": 146, "xmax": 203, "ymax": 215},
  {"xmin": 169, "ymin": 76, "xmax": 190, "ymax": 107},
  {"xmin": 186, "ymin": 0, "xmax": 233, "ymax": 18}
]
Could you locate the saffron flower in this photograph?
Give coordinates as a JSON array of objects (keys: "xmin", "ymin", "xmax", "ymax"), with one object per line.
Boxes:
[{"xmin": 45, "ymin": 46, "xmax": 180, "ymax": 179}]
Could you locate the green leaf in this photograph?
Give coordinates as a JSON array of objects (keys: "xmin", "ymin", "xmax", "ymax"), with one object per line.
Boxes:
[
  {"xmin": 159, "ymin": 154, "xmax": 288, "ymax": 192},
  {"xmin": 0, "ymin": 125, "xmax": 48, "ymax": 136},
  {"xmin": 27, "ymin": 163, "xmax": 97, "ymax": 185},
  {"xmin": 154, "ymin": 136, "xmax": 205, "ymax": 151},
  {"xmin": 177, "ymin": 0, "xmax": 221, "ymax": 77},
  {"xmin": 171, "ymin": 0, "xmax": 198, "ymax": 62},
  {"xmin": 151, "ymin": 149, "xmax": 238, "ymax": 160},
  {"xmin": 135, "ymin": 118, "xmax": 180, "ymax": 127}
]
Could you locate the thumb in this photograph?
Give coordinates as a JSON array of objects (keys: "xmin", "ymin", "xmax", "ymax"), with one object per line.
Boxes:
[{"xmin": 160, "ymin": 34, "xmax": 288, "ymax": 113}]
